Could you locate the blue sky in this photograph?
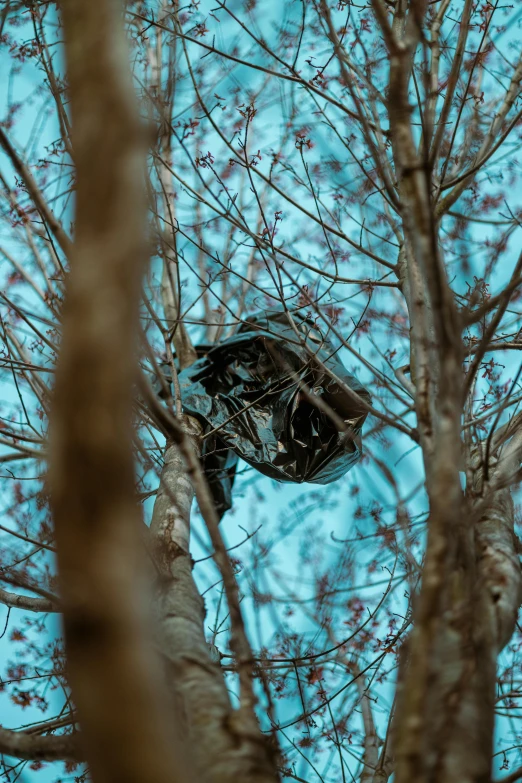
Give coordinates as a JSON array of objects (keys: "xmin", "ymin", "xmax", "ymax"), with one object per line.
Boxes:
[{"xmin": 1, "ymin": 2, "xmax": 522, "ymax": 781}]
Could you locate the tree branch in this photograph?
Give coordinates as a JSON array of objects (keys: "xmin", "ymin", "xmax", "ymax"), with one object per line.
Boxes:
[
  {"xmin": 0, "ymin": 726, "xmax": 80, "ymax": 762},
  {"xmin": 0, "ymin": 128, "xmax": 72, "ymax": 258}
]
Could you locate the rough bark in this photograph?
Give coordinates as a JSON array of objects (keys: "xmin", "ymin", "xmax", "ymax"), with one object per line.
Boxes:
[
  {"xmin": 389, "ymin": 56, "xmax": 522, "ymax": 783},
  {"xmin": 364, "ymin": 6, "xmax": 522, "ymax": 782},
  {"xmin": 475, "ymin": 488, "xmax": 522, "ymax": 653},
  {"xmin": 149, "ymin": 417, "xmax": 279, "ymax": 783},
  {"xmin": 435, "ymin": 485, "xmax": 522, "ymax": 783},
  {"xmin": 0, "ymin": 726, "xmax": 79, "ymax": 762},
  {"xmin": 391, "ymin": 132, "xmax": 521, "ymax": 783},
  {"xmin": 0, "ymin": 587, "xmax": 57, "ymax": 613},
  {"xmin": 394, "ymin": 484, "xmax": 522, "ymax": 783},
  {"xmin": 370, "ymin": 6, "xmax": 522, "ymax": 781},
  {"xmin": 48, "ymin": 2, "xmax": 192, "ymax": 781}
]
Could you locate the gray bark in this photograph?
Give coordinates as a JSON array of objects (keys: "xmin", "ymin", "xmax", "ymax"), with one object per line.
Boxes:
[
  {"xmin": 150, "ymin": 417, "xmax": 279, "ymax": 783},
  {"xmin": 0, "ymin": 726, "xmax": 79, "ymax": 762}
]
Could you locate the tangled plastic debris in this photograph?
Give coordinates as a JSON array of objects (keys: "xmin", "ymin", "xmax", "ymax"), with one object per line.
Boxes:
[{"xmin": 159, "ymin": 310, "xmax": 371, "ymax": 518}]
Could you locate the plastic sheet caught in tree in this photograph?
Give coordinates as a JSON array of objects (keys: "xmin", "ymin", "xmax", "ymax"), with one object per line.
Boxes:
[{"xmin": 160, "ymin": 310, "xmax": 371, "ymax": 518}]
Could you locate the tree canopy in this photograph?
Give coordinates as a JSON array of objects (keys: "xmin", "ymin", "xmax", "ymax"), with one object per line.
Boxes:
[{"xmin": 1, "ymin": 2, "xmax": 522, "ymax": 782}]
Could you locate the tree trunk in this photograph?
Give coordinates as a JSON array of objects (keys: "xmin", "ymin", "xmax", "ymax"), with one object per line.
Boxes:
[
  {"xmin": 150, "ymin": 417, "xmax": 279, "ymax": 783},
  {"xmin": 48, "ymin": 1, "xmax": 192, "ymax": 781},
  {"xmin": 394, "ymin": 484, "xmax": 522, "ymax": 783}
]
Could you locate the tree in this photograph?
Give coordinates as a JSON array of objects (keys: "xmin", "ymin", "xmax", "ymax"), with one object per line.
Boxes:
[{"xmin": 1, "ymin": 1, "xmax": 522, "ymax": 782}]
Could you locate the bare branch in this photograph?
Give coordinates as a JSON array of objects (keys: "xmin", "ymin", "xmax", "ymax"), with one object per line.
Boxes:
[{"xmin": 0, "ymin": 726, "xmax": 80, "ymax": 762}]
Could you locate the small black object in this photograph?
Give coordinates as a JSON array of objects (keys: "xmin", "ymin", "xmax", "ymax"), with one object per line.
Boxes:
[{"xmin": 159, "ymin": 310, "xmax": 371, "ymax": 518}]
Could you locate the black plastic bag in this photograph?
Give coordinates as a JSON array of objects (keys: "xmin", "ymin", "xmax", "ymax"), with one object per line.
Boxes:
[{"xmin": 160, "ymin": 310, "xmax": 371, "ymax": 517}]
